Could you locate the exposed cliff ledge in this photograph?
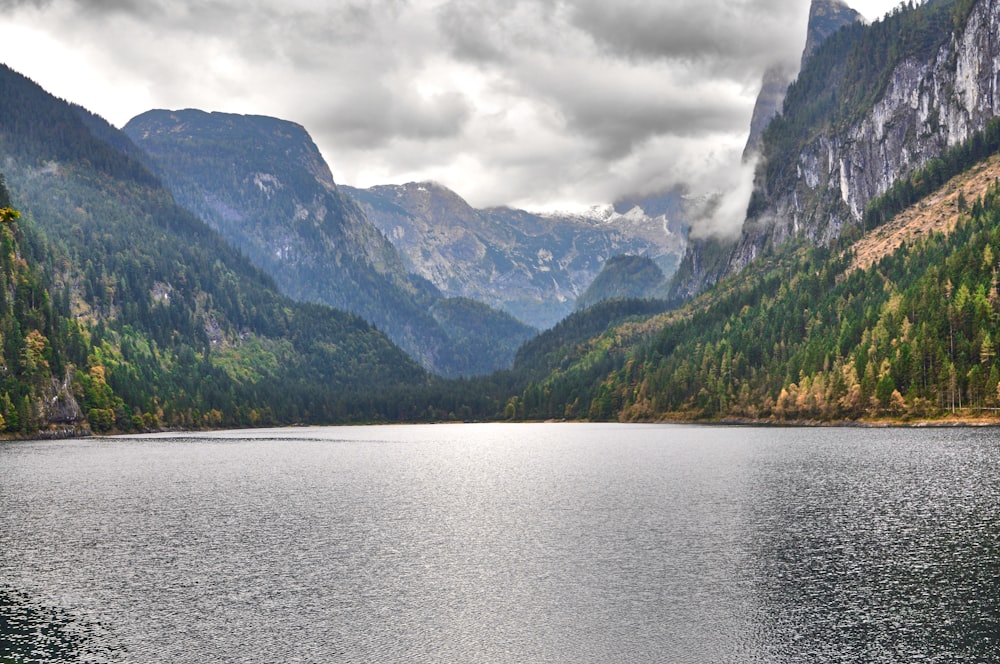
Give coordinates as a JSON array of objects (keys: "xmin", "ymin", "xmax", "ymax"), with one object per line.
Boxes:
[{"xmin": 730, "ymin": 0, "xmax": 1000, "ymax": 274}]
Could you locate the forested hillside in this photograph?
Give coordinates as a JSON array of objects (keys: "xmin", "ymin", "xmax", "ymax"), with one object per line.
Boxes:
[
  {"xmin": 0, "ymin": 64, "xmax": 426, "ymax": 433},
  {"xmin": 0, "ymin": 177, "xmax": 92, "ymax": 435},
  {"xmin": 510, "ymin": 120, "xmax": 1000, "ymax": 423}
]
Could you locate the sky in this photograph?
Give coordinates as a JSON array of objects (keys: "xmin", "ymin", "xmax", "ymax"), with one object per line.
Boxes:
[{"xmin": 0, "ymin": 0, "xmax": 902, "ymax": 228}]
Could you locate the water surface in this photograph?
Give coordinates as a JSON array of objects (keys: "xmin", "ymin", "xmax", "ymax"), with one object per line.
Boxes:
[{"xmin": 1, "ymin": 423, "xmax": 998, "ymax": 662}]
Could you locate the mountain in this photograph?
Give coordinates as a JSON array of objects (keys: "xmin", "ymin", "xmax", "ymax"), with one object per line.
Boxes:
[
  {"xmin": 0, "ymin": 64, "xmax": 427, "ymax": 432},
  {"xmin": 123, "ymin": 110, "xmax": 535, "ymax": 377},
  {"xmin": 731, "ymin": 0, "xmax": 997, "ymax": 274},
  {"xmin": 575, "ymin": 255, "xmax": 664, "ymax": 310},
  {"xmin": 743, "ymin": 0, "xmax": 864, "ymax": 159},
  {"xmin": 677, "ymin": 0, "xmax": 867, "ymax": 300},
  {"xmin": 343, "ymin": 182, "xmax": 685, "ymax": 329}
]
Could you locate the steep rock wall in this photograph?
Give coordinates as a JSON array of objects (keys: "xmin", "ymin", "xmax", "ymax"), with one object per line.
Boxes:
[{"xmin": 730, "ymin": 0, "xmax": 1000, "ymax": 273}]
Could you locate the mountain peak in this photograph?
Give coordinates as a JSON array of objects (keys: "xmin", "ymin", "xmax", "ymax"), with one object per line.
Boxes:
[
  {"xmin": 803, "ymin": 0, "xmax": 865, "ymax": 66},
  {"xmin": 126, "ymin": 109, "xmax": 337, "ymax": 191},
  {"xmin": 743, "ymin": 0, "xmax": 864, "ymax": 159}
]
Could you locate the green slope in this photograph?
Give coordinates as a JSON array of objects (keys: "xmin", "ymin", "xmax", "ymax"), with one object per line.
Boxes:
[
  {"xmin": 512, "ymin": 123, "xmax": 1000, "ymax": 423},
  {"xmin": 0, "ymin": 64, "xmax": 426, "ymax": 430}
]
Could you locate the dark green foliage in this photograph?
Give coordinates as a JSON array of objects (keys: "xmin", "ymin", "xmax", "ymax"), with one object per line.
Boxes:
[
  {"xmin": 575, "ymin": 255, "xmax": 664, "ymax": 310},
  {"xmin": 0, "ymin": 63, "xmax": 426, "ymax": 432}
]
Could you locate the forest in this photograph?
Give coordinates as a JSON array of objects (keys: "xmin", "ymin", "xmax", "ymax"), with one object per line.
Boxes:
[{"xmin": 509, "ymin": 124, "xmax": 1000, "ymax": 423}]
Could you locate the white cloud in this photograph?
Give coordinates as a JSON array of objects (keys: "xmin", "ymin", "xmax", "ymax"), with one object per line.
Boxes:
[{"xmin": 0, "ymin": 0, "xmax": 907, "ymax": 216}]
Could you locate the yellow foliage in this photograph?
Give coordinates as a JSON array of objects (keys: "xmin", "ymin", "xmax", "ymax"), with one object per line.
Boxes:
[{"xmin": 89, "ymin": 364, "xmax": 107, "ymax": 385}]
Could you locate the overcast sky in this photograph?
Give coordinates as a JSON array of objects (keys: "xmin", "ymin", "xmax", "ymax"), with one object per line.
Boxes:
[{"xmin": 0, "ymin": 0, "xmax": 900, "ymax": 218}]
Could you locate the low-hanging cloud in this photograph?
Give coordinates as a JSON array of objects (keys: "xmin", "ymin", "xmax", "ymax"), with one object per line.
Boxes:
[
  {"xmin": 0, "ymin": 0, "xmax": 827, "ymax": 218},
  {"xmin": 684, "ymin": 156, "xmax": 760, "ymax": 240}
]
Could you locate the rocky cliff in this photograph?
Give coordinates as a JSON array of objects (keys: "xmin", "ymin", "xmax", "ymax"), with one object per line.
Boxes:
[
  {"xmin": 730, "ymin": 0, "xmax": 999, "ymax": 273},
  {"xmin": 676, "ymin": 0, "xmax": 864, "ymax": 301},
  {"xmin": 743, "ymin": 0, "xmax": 863, "ymax": 159}
]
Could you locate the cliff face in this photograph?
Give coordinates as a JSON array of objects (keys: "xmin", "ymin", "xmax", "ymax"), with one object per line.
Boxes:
[
  {"xmin": 730, "ymin": 0, "xmax": 1000, "ymax": 273},
  {"xmin": 677, "ymin": 0, "xmax": 863, "ymax": 301},
  {"xmin": 744, "ymin": 0, "xmax": 863, "ymax": 159}
]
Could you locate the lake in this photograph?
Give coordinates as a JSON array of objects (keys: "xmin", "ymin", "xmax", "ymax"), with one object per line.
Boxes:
[{"xmin": 1, "ymin": 423, "xmax": 998, "ymax": 662}]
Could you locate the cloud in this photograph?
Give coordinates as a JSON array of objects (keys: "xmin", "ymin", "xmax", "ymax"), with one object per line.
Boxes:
[
  {"xmin": 569, "ymin": 0, "xmax": 807, "ymax": 73},
  {"xmin": 683, "ymin": 156, "xmax": 760, "ymax": 240},
  {"xmin": 0, "ymin": 0, "xmax": 833, "ymax": 218}
]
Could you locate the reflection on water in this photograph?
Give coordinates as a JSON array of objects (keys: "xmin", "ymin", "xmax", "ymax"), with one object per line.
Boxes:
[
  {"xmin": 0, "ymin": 423, "xmax": 998, "ymax": 662},
  {"xmin": 0, "ymin": 586, "xmax": 120, "ymax": 663},
  {"xmin": 742, "ymin": 428, "xmax": 1000, "ymax": 662}
]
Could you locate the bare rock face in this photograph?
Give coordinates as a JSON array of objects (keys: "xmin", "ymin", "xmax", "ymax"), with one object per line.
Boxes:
[
  {"xmin": 729, "ymin": 0, "xmax": 1000, "ymax": 275},
  {"xmin": 42, "ymin": 370, "xmax": 85, "ymax": 430},
  {"xmin": 743, "ymin": 0, "xmax": 864, "ymax": 159},
  {"xmin": 46, "ymin": 388, "xmax": 82, "ymax": 424}
]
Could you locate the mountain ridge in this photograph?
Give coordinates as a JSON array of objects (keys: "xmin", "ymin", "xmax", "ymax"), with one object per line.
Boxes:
[
  {"xmin": 344, "ymin": 181, "xmax": 685, "ymax": 329},
  {"xmin": 124, "ymin": 110, "xmax": 536, "ymax": 377},
  {"xmin": 0, "ymin": 63, "xmax": 430, "ymax": 432}
]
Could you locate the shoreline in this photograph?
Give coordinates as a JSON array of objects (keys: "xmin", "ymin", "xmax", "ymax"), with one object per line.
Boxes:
[{"xmin": 7, "ymin": 412, "xmax": 1000, "ymax": 442}]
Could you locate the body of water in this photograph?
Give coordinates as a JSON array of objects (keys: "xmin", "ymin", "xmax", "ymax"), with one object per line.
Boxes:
[{"xmin": 1, "ymin": 423, "xmax": 998, "ymax": 662}]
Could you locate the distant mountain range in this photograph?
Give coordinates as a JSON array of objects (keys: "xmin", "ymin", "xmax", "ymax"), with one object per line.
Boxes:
[
  {"xmin": 342, "ymin": 182, "xmax": 686, "ymax": 329},
  {"xmin": 122, "ymin": 109, "xmax": 688, "ymax": 373}
]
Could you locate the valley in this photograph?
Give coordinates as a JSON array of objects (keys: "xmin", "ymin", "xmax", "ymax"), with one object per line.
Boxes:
[{"xmin": 0, "ymin": 0, "xmax": 999, "ymax": 435}]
